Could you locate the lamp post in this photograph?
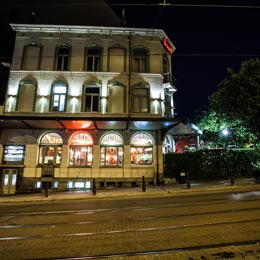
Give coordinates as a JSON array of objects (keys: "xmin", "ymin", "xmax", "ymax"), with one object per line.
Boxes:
[{"xmin": 221, "ymin": 128, "xmax": 234, "ymax": 186}]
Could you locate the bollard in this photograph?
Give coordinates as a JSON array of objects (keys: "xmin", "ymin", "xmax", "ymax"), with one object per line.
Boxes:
[
  {"xmin": 186, "ymin": 172, "xmax": 191, "ymax": 189},
  {"xmin": 92, "ymin": 179, "xmax": 96, "ymax": 195},
  {"xmin": 45, "ymin": 185, "xmax": 48, "ymax": 197},
  {"xmin": 142, "ymin": 176, "xmax": 146, "ymax": 192},
  {"xmin": 230, "ymin": 175, "xmax": 234, "ymax": 186}
]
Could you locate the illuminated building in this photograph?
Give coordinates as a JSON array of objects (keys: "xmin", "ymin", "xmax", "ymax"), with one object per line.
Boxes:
[{"xmin": 0, "ymin": 23, "xmax": 179, "ymax": 194}]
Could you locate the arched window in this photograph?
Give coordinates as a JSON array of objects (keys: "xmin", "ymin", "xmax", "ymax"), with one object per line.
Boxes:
[
  {"xmin": 100, "ymin": 132, "xmax": 123, "ymax": 166},
  {"xmin": 51, "ymin": 81, "xmax": 68, "ymax": 112},
  {"xmin": 69, "ymin": 132, "xmax": 93, "ymax": 166},
  {"xmin": 108, "ymin": 82, "xmax": 125, "ymax": 113},
  {"xmin": 21, "ymin": 43, "xmax": 42, "ymax": 70},
  {"xmin": 16, "ymin": 78, "xmax": 37, "ymax": 112},
  {"xmin": 82, "ymin": 81, "xmax": 100, "ymax": 112},
  {"xmin": 55, "ymin": 43, "xmax": 71, "ymax": 71},
  {"xmin": 130, "ymin": 132, "xmax": 153, "ymax": 165},
  {"xmin": 132, "ymin": 83, "xmax": 150, "ymax": 113},
  {"xmin": 38, "ymin": 132, "xmax": 63, "ymax": 165}
]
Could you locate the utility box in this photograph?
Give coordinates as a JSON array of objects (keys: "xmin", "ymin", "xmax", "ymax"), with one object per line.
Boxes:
[{"xmin": 179, "ymin": 172, "xmax": 187, "ymax": 184}]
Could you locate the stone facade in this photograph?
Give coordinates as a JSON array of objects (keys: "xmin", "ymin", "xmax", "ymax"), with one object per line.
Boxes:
[{"xmin": 0, "ymin": 24, "xmax": 178, "ymax": 194}]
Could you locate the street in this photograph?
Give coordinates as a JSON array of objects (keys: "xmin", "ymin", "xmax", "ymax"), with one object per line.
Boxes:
[{"xmin": 0, "ymin": 190, "xmax": 260, "ymax": 259}]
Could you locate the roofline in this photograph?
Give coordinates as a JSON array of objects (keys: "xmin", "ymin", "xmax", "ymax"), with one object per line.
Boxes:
[{"xmin": 10, "ymin": 23, "xmax": 176, "ymax": 52}]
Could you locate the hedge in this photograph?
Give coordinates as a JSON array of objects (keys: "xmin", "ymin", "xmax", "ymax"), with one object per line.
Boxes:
[{"xmin": 164, "ymin": 149, "xmax": 260, "ymax": 181}]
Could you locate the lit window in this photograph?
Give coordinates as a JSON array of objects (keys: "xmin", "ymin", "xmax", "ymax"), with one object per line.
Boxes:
[
  {"xmin": 36, "ymin": 181, "xmax": 41, "ymax": 189},
  {"xmin": 69, "ymin": 132, "xmax": 93, "ymax": 166},
  {"xmin": 51, "ymin": 82, "xmax": 67, "ymax": 112},
  {"xmin": 100, "ymin": 133, "xmax": 123, "ymax": 166},
  {"xmin": 130, "ymin": 132, "xmax": 153, "ymax": 165},
  {"xmin": 38, "ymin": 132, "xmax": 63, "ymax": 165}
]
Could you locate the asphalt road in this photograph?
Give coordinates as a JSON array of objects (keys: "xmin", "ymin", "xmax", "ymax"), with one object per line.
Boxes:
[{"xmin": 0, "ymin": 190, "xmax": 260, "ymax": 260}]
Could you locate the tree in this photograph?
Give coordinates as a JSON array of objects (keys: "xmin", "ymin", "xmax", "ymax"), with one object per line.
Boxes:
[
  {"xmin": 196, "ymin": 110, "xmax": 256, "ymax": 148},
  {"xmin": 209, "ymin": 58, "xmax": 260, "ymax": 141}
]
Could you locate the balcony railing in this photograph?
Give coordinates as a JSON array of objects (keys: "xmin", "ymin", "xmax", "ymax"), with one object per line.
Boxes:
[{"xmin": 41, "ymin": 165, "xmax": 54, "ymax": 177}]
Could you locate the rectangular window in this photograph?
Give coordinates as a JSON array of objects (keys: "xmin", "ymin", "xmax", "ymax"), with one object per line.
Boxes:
[
  {"xmin": 38, "ymin": 146, "xmax": 62, "ymax": 165},
  {"xmin": 133, "ymin": 50, "xmax": 149, "ymax": 73},
  {"xmin": 109, "ymin": 48, "xmax": 125, "ymax": 72},
  {"xmin": 69, "ymin": 146, "xmax": 93, "ymax": 166},
  {"xmin": 22, "ymin": 45, "xmax": 41, "ymax": 70},
  {"xmin": 85, "ymin": 48, "xmax": 101, "ymax": 71},
  {"xmin": 57, "ymin": 47, "xmax": 70, "ymax": 71},
  {"xmin": 131, "ymin": 147, "xmax": 153, "ymax": 165},
  {"xmin": 100, "ymin": 147, "xmax": 123, "ymax": 166}
]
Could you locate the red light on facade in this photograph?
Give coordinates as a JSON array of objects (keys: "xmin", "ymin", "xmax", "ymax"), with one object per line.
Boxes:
[{"xmin": 163, "ymin": 37, "xmax": 173, "ymax": 55}]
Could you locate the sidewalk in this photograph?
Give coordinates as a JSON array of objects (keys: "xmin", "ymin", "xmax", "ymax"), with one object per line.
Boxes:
[{"xmin": 0, "ymin": 178, "xmax": 259, "ymax": 203}]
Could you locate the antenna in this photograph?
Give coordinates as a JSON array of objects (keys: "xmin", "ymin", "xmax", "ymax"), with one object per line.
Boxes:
[{"xmin": 159, "ymin": 0, "xmax": 170, "ymax": 7}]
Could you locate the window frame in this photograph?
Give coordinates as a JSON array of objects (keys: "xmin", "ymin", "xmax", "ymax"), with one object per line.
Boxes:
[
  {"xmin": 82, "ymin": 82, "xmax": 100, "ymax": 112},
  {"xmin": 38, "ymin": 132, "xmax": 63, "ymax": 166},
  {"xmin": 132, "ymin": 83, "xmax": 150, "ymax": 113},
  {"xmin": 55, "ymin": 43, "xmax": 71, "ymax": 71},
  {"xmin": 21, "ymin": 43, "xmax": 42, "ymax": 70},
  {"xmin": 69, "ymin": 132, "xmax": 93, "ymax": 167},
  {"xmin": 132, "ymin": 46, "xmax": 150, "ymax": 73},
  {"xmin": 84, "ymin": 46, "xmax": 102, "ymax": 71},
  {"xmin": 130, "ymin": 132, "xmax": 153, "ymax": 166},
  {"xmin": 100, "ymin": 132, "xmax": 124, "ymax": 167},
  {"xmin": 50, "ymin": 81, "xmax": 68, "ymax": 112}
]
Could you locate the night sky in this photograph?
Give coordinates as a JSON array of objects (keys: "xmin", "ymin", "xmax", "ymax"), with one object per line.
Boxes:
[{"xmin": 1, "ymin": 0, "xmax": 260, "ymax": 120}]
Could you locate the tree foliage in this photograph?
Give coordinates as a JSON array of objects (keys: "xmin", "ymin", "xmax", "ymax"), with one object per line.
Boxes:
[
  {"xmin": 196, "ymin": 58, "xmax": 260, "ymax": 146},
  {"xmin": 209, "ymin": 58, "xmax": 260, "ymax": 140}
]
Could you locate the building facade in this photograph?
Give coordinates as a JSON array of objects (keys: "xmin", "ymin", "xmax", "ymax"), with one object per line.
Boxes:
[{"xmin": 0, "ymin": 23, "xmax": 179, "ymax": 194}]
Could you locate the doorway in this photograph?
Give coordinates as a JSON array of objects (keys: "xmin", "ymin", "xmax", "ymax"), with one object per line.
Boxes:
[{"xmin": 2, "ymin": 169, "xmax": 18, "ymax": 194}]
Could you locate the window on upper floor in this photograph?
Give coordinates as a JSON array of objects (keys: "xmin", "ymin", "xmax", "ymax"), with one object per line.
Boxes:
[
  {"xmin": 84, "ymin": 46, "xmax": 102, "ymax": 71},
  {"xmin": 100, "ymin": 132, "xmax": 124, "ymax": 167},
  {"xmin": 55, "ymin": 43, "xmax": 70, "ymax": 71},
  {"xmin": 38, "ymin": 132, "xmax": 63, "ymax": 166},
  {"xmin": 51, "ymin": 81, "xmax": 67, "ymax": 112},
  {"xmin": 108, "ymin": 82, "xmax": 125, "ymax": 113},
  {"xmin": 69, "ymin": 132, "xmax": 93, "ymax": 166},
  {"xmin": 82, "ymin": 82, "xmax": 100, "ymax": 112},
  {"xmin": 132, "ymin": 83, "xmax": 150, "ymax": 113},
  {"xmin": 132, "ymin": 46, "xmax": 149, "ymax": 73},
  {"xmin": 108, "ymin": 45, "xmax": 126, "ymax": 72},
  {"xmin": 16, "ymin": 78, "xmax": 37, "ymax": 112},
  {"xmin": 21, "ymin": 43, "xmax": 42, "ymax": 70}
]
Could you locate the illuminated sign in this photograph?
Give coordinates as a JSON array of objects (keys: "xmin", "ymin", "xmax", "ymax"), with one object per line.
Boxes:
[{"xmin": 162, "ymin": 36, "xmax": 173, "ymax": 55}]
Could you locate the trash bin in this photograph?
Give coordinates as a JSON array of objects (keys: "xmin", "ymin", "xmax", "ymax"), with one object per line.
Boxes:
[{"xmin": 179, "ymin": 172, "xmax": 187, "ymax": 184}]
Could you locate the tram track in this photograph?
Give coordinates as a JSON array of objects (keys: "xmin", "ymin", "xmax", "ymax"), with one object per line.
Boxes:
[
  {"xmin": 0, "ymin": 205, "xmax": 260, "ymax": 229},
  {"xmin": 0, "ymin": 217, "xmax": 259, "ymax": 241},
  {"xmin": 13, "ymin": 240, "xmax": 260, "ymax": 259}
]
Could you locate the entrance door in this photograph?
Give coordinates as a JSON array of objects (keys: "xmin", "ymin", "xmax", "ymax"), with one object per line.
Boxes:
[{"xmin": 2, "ymin": 169, "xmax": 18, "ymax": 194}]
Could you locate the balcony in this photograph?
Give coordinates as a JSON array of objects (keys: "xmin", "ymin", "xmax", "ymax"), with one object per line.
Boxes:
[{"xmin": 163, "ymin": 73, "xmax": 177, "ymax": 94}]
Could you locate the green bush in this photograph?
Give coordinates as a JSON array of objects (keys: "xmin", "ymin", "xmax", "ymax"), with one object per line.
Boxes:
[{"xmin": 164, "ymin": 149, "xmax": 260, "ymax": 181}]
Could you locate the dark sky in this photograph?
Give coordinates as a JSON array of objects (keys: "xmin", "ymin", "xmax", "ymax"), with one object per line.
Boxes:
[{"xmin": 1, "ymin": 0, "xmax": 260, "ymax": 119}]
